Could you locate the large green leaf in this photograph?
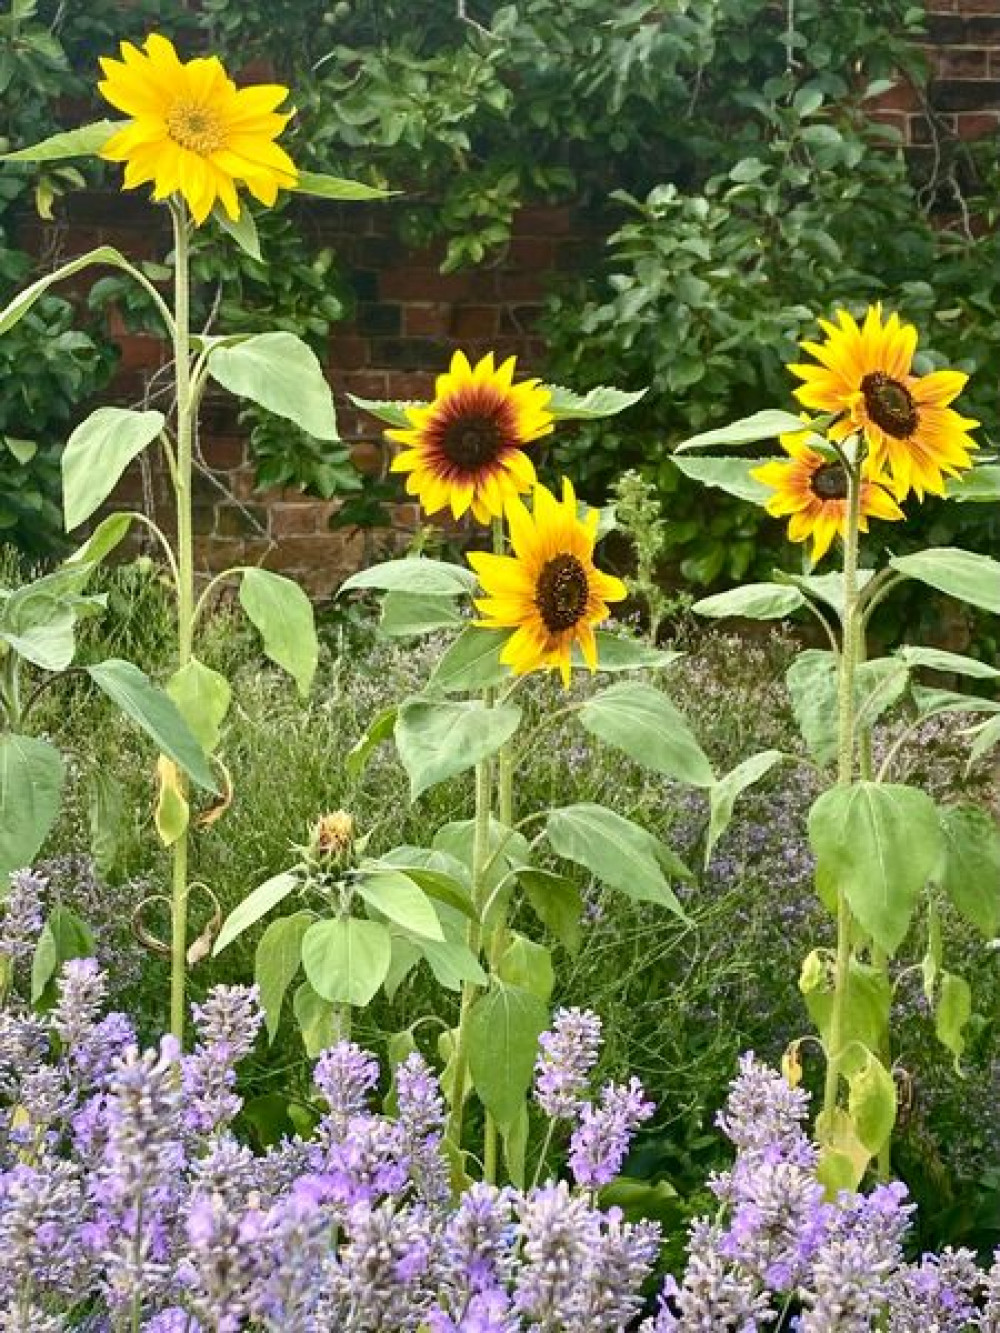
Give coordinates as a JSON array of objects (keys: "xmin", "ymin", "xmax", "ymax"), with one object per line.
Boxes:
[
  {"xmin": 64, "ymin": 512, "xmax": 134, "ymax": 567},
  {"xmin": 672, "ymin": 455, "xmax": 773, "ymax": 505},
  {"xmin": 0, "ymin": 245, "xmax": 148, "ymax": 336},
  {"xmin": 808, "ymin": 782, "xmax": 943, "ymax": 955},
  {"xmin": 61, "ymin": 408, "xmax": 165, "ymax": 531},
  {"xmin": 706, "ymin": 750, "xmax": 785, "ymax": 866},
  {"xmin": 255, "ymin": 911, "xmax": 311, "ymax": 1042},
  {"xmin": 847, "ymin": 1051, "xmax": 897, "ymax": 1156},
  {"xmin": 86, "ymin": 659, "xmax": 218, "ymax": 792},
  {"xmin": 897, "ymin": 646, "xmax": 1000, "ymax": 681},
  {"xmin": 214, "ymin": 871, "xmax": 299, "ymax": 956},
  {"xmin": 674, "ymin": 409, "xmax": 807, "ymax": 453},
  {"xmin": 545, "ymin": 803, "xmax": 690, "ymax": 917},
  {"xmin": 294, "ymin": 170, "xmax": 394, "ymax": 201},
  {"xmin": 582, "ymin": 634, "xmax": 682, "ymax": 674},
  {"xmin": 2, "ymin": 119, "xmax": 121, "ymax": 162},
  {"xmin": 355, "ymin": 869, "xmax": 445, "ymax": 941},
  {"xmin": 346, "ymin": 707, "xmax": 397, "ymax": 779},
  {"xmin": 347, "ymin": 395, "xmax": 415, "ymax": 429},
  {"xmin": 208, "ymin": 332, "xmax": 339, "ymax": 441},
  {"xmin": 238, "ymin": 568, "xmax": 318, "ymax": 698},
  {"xmin": 215, "ymin": 203, "xmax": 262, "ymax": 261},
  {"xmin": 543, "ymin": 383, "xmax": 647, "ymax": 420},
  {"xmin": 520, "ymin": 868, "xmax": 584, "ymax": 954},
  {"xmin": 890, "ymin": 548, "xmax": 1000, "ymax": 615},
  {"xmin": 693, "ymin": 583, "xmax": 806, "ymax": 621},
  {"xmin": 0, "ymin": 734, "xmax": 65, "ymax": 879},
  {"xmin": 0, "ymin": 590, "xmax": 76, "ymax": 671},
  {"xmin": 166, "ymin": 657, "xmax": 231, "ymax": 755},
  {"xmin": 946, "ymin": 464, "xmax": 1000, "ymax": 503},
  {"xmin": 935, "ymin": 971, "xmax": 972, "ymax": 1070},
  {"xmin": 395, "ymin": 699, "xmax": 521, "ymax": 800},
  {"xmin": 467, "ymin": 983, "xmax": 549, "ymax": 1129},
  {"xmin": 578, "ymin": 682, "xmax": 714, "ymax": 786},
  {"xmin": 937, "ymin": 803, "xmax": 1000, "ymax": 938},
  {"xmin": 301, "ymin": 917, "xmax": 392, "ymax": 1007},
  {"xmin": 799, "ymin": 950, "xmax": 891, "ymax": 1056},
  {"xmin": 427, "ymin": 626, "xmax": 511, "ymax": 693},
  {"xmin": 380, "ymin": 592, "xmax": 465, "ymax": 638},
  {"xmin": 340, "ymin": 557, "xmax": 477, "ymax": 597}
]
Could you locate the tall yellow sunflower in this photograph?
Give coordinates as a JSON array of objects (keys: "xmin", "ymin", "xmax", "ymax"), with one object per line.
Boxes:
[
  {"xmin": 751, "ymin": 430, "xmax": 904, "ymax": 563},
  {"xmin": 468, "ymin": 478, "xmax": 627, "ymax": 685},
  {"xmin": 787, "ymin": 305, "xmax": 978, "ymax": 501},
  {"xmin": 98, "ymin": 34, "xmax": 298, "ymax": 225},
  {"xmin": 387, "ymin": 351, "xmax": 554, "ymax": 524}
]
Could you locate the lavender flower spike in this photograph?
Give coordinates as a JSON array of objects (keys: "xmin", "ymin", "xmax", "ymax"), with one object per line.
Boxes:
[
  {"xmin": 569, "ymin": 1076, "xmax": 655, "ymax": 1190},
  {"xmin": 534, "ymin": 1008, "xmax": 603, "ymax": 1120}
]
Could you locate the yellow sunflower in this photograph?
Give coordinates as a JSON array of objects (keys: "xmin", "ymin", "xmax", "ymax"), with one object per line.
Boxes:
[
  {"xmin": 387, "ymin": 351, "xmax": 554, "ymax": 524},
  {"xmin": 468, "ymin": 478, "xmax": 627, "ymax": 686},
  {"xmin": 787, "ymin": 304, "xmax": 978, "ymax": 501},
  {"xmin": 751, "ymin": 430, "xmax": 905, "ymax": 563},
  {"xmin": 98, "ymin": 34, "xmax": 298, "ymax": 225}
]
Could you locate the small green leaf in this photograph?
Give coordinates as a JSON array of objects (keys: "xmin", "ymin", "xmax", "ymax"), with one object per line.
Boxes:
[
  {"xmin": 86, "ymin": 659, "xmax": 218, "ymax": 793},
  {"xmin": 935, "ymin": 971, "xmax": 972, "ymax": 1070},
  {"xmin": 497, "ymin": 934, "xmax": 554, "ymax": 1001},
  {"xmin": 938, "ymin": 803, "xmax": 1000, "ymax": 938},
  {"xmin": 256, "ymin": 911, "xmax": 311, "ymax": 1042},
  {"xmin": 890, "ymin": 548, "xmax": 1000, "ymax": 615},
  {"xmin": 427, "ymin": 626, "xmax": 511, "ymax": 693},
  {"xmin": 340, "ymin": 557, "xmax": 476, "ymax": 597},
  {"xmin": 707, "ymin": 750, "xmax": 785, "ymax": 867},
  {"xmin": 2, "ymin": 119, "xmax": 122, "ymax": 162},
  {"xmin": 418, "ymin": 931, "xmax": 488, "ymax": 990},
  {"xmin": 808, "ymin": 782, "xmax": 944, "ymax": 956},
  {"xmin": 584, "ymin": 634, "xmax": 682, "ymax": 674},
  {"xmin": 292, "ymin": 980, "xmax": 337, "ymax": 1057},
  {"xmin": 578, "ymin": 682, "xmax": 714, "ymax": 786},
  {"xmin": 0, "ymin": 735, "xmax": 65, "ymax": 880},
  {"xmin": 214, "ymin": 202, "xmax": 262, "ymax": 261},
  {"xmin": 395, "ymin": 699, "xmax": 521, "ymax": 800},
  {"xmin": 355, "ymin": 869, "xmax": 446, "ymax": 941},
  {"xmin": 543, "ymin": 383, "xmax": 647, "ymax": 421},
  {"xmin": 467, "ymin": 983, "xmax": 549, "ymax": 1128},
  {"xmin": 166, "ymin": 657, "xmax": 231, "ymax": 755},
  {"xmin": 545, "ymin": 803, "xmax": 691, "ymax": 917},
  {"xmin": 346, "ymin": 707, "xmax": 397, "ymax": 779},
  {"xmin": 301, "ymin": 917, "xmax": 392, "ymax": 1007},
  {"xmin": 0, "ymin": 246, "xmax": 139, "ymax": 336},
  {"xmin": 64, "ymin": 512, "xmax": 133, "ymax": 567},
  {"xmin": 0, "ymin": 590, "xmax": 76, "ymax": 671},
  {"xmin": 30, "ymin": 906, "xmax": 95, "ymax": 1004},
  {"xmin": 672, "ymin": 455, "xmax": 773, "ymax": 506},
  {"xmin": 293, "ymin": 170, "xmax": 395, "ymax": 201},
  {"xmin": 674, "ymin": 409, "xmax": 808, "ymax": 453},
  {"xmin": 520, "ymin": 868, "xmax": 584, "ymax": 954},
  {"xmin": 61, "ymin": 408, "xmax": 165, "ymax": 531},
  {"xmin": 694, "ymin": 583, "xmax": 805, "ymax": 621},
  {"xmin": 208, "ymin": 332, "xmax": 339, "ymax": 441},
  {"xmin": 214, "ymin": 871, "xmax": 299, "ymax": 956},
  {"xmin": 799, "ymin": 950, "xmax": 891, "ymax": 1056},
  {"xmin": 239, "ymin": 568, "xmax": 318, "ymax": 698},
  {"xmin": 847, "ymin": 1050, "xmax": 897, "ymax": 1156},
  {"xmin": 945, "ymin": 464, "xmax": 1000, "ymax": 503},
  {"xmin": 347, "ymin": 395, "xmax": 416, "ymax": 429}
]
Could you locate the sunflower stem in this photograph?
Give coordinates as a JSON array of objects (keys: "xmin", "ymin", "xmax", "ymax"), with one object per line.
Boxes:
[
  {"xmin": 168, "ymin": 198, "xmax": 195, "ymax": 1046},
  {"xmin": 822, "ymin": 458, "xmax": 863, "ymax": 1120}
]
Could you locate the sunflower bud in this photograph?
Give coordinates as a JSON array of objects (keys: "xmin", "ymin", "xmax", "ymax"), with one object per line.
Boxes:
[{"xmin": 309, "ymin": 810, "xmax": 356, "ymax": 865}]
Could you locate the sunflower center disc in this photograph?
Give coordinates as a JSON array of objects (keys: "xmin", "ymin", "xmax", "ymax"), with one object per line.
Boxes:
[
  {"xmin": 536, "ymin": 553, "xmax": 589, "ymax": 633},
  {"xmin": 861, "ymin": 371, "xmax": 917, "ymax": 439},
  {"xmin": 812, "ymin": 463, "xmax": 849, "ymax": 500},
  {"xmin": 166, "ymin": 101, "xmax": 227, "ymax": 156},
  {"xmin": 440, "ymin": 413, "xmax": 504, "ymax": 469}
]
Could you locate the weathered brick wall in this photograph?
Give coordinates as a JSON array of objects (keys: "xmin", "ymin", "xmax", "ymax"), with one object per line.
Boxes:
[{"xmin": 17, "ymin": 0, "xmax": 999, "ymax": 598}]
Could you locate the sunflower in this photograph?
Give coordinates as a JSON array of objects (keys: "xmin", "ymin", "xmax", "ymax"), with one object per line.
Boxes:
[
  {"xmin": 98, "ymin": 34, "xmax": 298, "ymax": 225},
  {"xmin": 387, "ymin": 351, "xmax": 554, "ymax": 524},
  {"xmin": 751, "ymin": 430, "xmax": 905, "ymax": 563},
  {"xmin": 787, "ymin": 304, "xmax": 978, "ymax": 501},
  {"xmin": 468, "ymin": 478, "xmax": 627, "ymax": 685}
]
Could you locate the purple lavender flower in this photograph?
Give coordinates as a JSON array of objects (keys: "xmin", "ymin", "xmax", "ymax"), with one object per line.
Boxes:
[
  {"xmin": 568, "ymin": 1077, "xmax": 655, "ymax": 1189},
  {"xmin": 716, "ymin": 1052, "xmax": 812, "ymax": 1160},
  {"xmin": 439, "ymin": 1183, "xmax": 517, "ymax": 1302},
  {"xmin": 513, "ymin": 1181, "xmax": 598, "ymax": 1329},
  {"xmin": 0, "ymin": 1157, "xmax": 86, "ymax": 1304},
  {"xmin": 0, "ymin": 869, "xmax": 45, "ymax": 967},
  {"xmin": 797, "ymin": 1231, "xmax": 897, "ymax": 1331},
  {"xmin": 395, "ymin": 1051, "xmax": 449, "ymax": 1204},
  {"xmin": 886, "ymin": 1246, "xmax": 983, "ymax": 1330},
  {"xmin": 642, "ymin": 1218, "xmax": 776, "ymax": 1330},
  {"xmin": 571, "ymin": 1209, "xmax": 661, "ymax": 1329},
  {"xmin": 313, "ymin": 1039, "xmax": 379, "ymax": 1123},
  {"xmin": 534, "ymin": 1008, "xmax": 603, "ymax": 1120}
]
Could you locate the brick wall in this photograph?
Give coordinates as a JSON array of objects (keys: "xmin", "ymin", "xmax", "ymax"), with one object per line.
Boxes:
[{"xmin": 27, "ymin": 193, "xmax": 599, "ymax": 599}]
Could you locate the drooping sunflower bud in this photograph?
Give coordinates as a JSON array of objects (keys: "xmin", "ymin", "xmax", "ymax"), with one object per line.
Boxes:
[{"xmin": 309, "ymin": 810, "xmax": 355, "ymax": 864}]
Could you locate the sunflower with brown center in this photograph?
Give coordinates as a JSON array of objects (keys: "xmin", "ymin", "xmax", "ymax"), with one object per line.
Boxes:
[
  {"xmin": 751, "ymin": 430, "xmax": 905, "ymax": 563},
  {"xmin": 788, "ymin": 304, "xmax": 978, "ymax": 500},
  {"xmin": 387, "ymin": 351, "xmax": 554, "ymax": 524},
  {"xmin": 98, "ymin": 33, "xmax": 297, "ymax": 224},
  {"xmin": 468, "ymin": 478, "xmax": 627, "ymax": 685}
]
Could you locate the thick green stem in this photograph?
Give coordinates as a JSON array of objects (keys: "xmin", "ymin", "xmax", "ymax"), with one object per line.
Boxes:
[
  {"xmin": 822, "ymin": 461, "xmax": 863, "ymax": 1119},
  {"xmin": 169, "ymin": 199, "xmax": 194, "ymax": 1045}
]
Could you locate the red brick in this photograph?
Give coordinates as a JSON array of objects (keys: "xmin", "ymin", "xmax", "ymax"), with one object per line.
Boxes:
[
  {"xmin": 350, "ymin": 441, "xmax": 385, "ymax": 475},
  {"xmin": 956, "ymin": 110, "xmax": 1000, "ymax": 134},
  {"xmin": 451, "ymin": 305, "xmax": 500, "ymax": 338},
  {"xmin": 961, "ymin": 0, "xmax": 1000, "ymax": 14},
  {"xmin": 868, "ymin": 111, "xmax": 911, "ymax": 141},
  {"xmin": 496, "ymin": 271, "xmax": 547, "ymax": 301},
  {"xmin": 866, "ymin": 79, "xmax": 923, "ymax": 113},
  {"xmin": 328, "ymin": 334, "xmax": 369, "ymax": 370},
  {"xmin": 270, "ymin": 503, "xmax": 323, "ymax": 536},
  {"xmin": 384, "ymin": 371, "xmax": 435, "ymax": 399},
  {"xmin": 516, "ymin": 205, "xmax": 574, "ymax": 235},
  {"xmin": 504, "ymin": 236, "xmax": 557, "ymax": 268},
  {"xmin": 338, "ymin": 370, "xmax": 390, "ymax": 398},
  {"xmin": 936, "ymin": 46, "xmax": 990, "ymax": 76},
  {"xmin": 404, "ymin": 303, "xmax": 451, "ymax": 336},
  {"xmin": 379, "ymin": 269, "xmax": 496, "ymax": 302},
  {"xmin": 201, "ymin": 436, "xmax": 246, "ymax": 470}
]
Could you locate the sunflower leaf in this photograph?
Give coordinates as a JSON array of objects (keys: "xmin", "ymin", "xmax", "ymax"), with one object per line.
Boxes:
[
  {"xmin": 673, "ymin": 409, "xmax": 808, "ymax": 454},
  {"xmin": 208, "ymin": 332, "xmax": 339, "ymax": 441},
  {"xmin": 395, "ymin": 699, "xmax": 522, "ymax": 799},
  {"xmin": 890, "ymin": 547, "xmax": 1000, "ymax": 615},
  {"xmin": 693, "ymin": 583, "xmax": 806, "ymax": 621},
  {"xmin": 543, "ymin": 384, "xmax": 647, "ymax": 421},
  {"xmin": 294, "ymin": 170, "xmax": 396, "ymax": 201},
  {"xmin": 1, "ymin": 119, "xmax": 123, "ymax": 162},
  {"xmin": 348, "ymin": 395, "xmax": 420, "ymax": 428},
  {"xmin": 671, "ymin": 455, "xmax": 773, "ymax": 505}
]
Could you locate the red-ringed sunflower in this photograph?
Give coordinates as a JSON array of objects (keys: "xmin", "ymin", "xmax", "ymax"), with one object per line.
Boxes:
[
  {"xmin": 787, "ymin": 304, "xmax": 978, "ymax": 501},
  {"xmin": 97, "ymin": 34, "xmax": 298, "ymax": 225},
  {"xmin": 751, "ymin": 430, "xmax": 905, "ymax": 563},
  {"xmin": 468, "ymin": 478, "xmax": 627, "ymax": 686},
  {"xmin": 386, "ymin": 351, "xmax": 554, "ymax": 524}
]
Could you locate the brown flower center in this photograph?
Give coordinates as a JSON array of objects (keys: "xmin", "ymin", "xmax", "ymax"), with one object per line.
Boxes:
[
  {"xmin": 438, "ymin": 412, "xmax": 505, "ymax": 470},
  {"xmin": 812, "ymin": 463, "xmax": 849, "ymax": 501},
  {"xmin": 861, "ymin": 371, "xmax": 917, "ymax": 439},
  {"xmin": 166, "ymin": 101, "xmax": 227, "ymax": 156},
  {"xmin": 536, "ymin": 553, "xmax": 590, "ymax": 633}
]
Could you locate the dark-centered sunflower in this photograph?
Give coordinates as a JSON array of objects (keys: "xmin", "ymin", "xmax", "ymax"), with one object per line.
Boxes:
[
  {"xmin": 787, "ymin": 305, "xmax": 978, "ymax": 501},
  {"xmin": 468, "ymin": 478, "xmax": 626, "ymax": 685},
  {"xmin": 751, "ymin": 430, "xmax": 904, "ymax": 563},
  {"xmin": 387, "ymin": 351, "xmax": 554, "ymax": 524},
  {"xmin": 98, "ymin": 34, "xmax": 297, "ymax": 224}
]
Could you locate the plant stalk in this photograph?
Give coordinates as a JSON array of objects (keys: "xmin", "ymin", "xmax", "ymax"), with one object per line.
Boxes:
[{"xmin": 169, "ymin": 199, "xmax": 194, "ymax": 1044}]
